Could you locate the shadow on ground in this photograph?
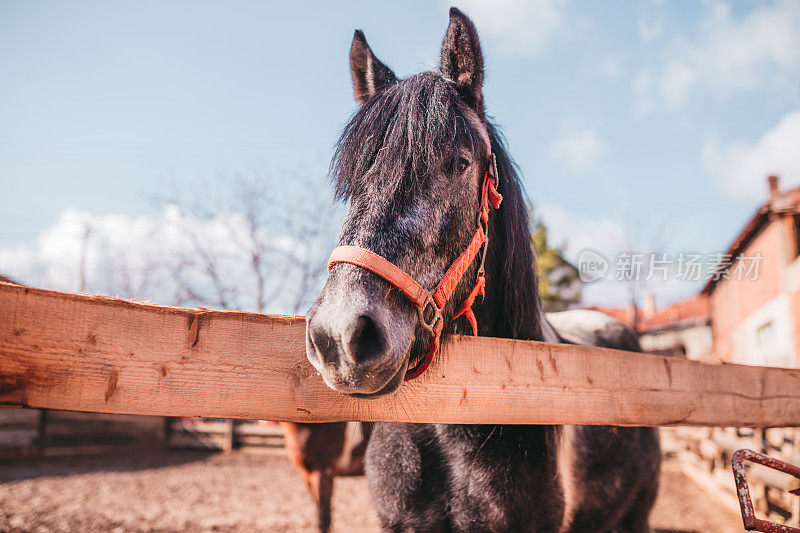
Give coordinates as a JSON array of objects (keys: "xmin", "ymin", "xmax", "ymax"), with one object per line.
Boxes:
[{"xmin": 0, "ymin": 450, "xmax": 215, "ymax": 482}]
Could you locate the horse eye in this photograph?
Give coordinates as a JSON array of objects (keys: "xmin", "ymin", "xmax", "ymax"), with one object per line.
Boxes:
[{"xmin": 456, "ymin": 157, "xmax": 470, "ymax": 174}]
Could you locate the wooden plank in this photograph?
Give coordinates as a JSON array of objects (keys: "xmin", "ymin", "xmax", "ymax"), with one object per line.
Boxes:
[
  {"xmin": 172, "ymin": 419, "xmax": 232, "ymax": 433},
  {"xmin": 1, "ymin": 281, "xmax": 799, "ymax": 426}
]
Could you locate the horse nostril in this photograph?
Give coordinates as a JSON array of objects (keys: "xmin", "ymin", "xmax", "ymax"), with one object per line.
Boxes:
[
  {"xmin": 309, "ymin": 322, "xmax": 339, "ymax": 365},
  {"xmin": 346, "ymin": 315, "xmax": 386, "ymax": 365}
]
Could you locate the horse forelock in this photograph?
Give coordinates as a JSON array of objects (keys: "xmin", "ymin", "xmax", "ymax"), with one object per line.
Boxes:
[{"xmin": 331, "ymin": 71, "xmax": 484, "ymax": 204}]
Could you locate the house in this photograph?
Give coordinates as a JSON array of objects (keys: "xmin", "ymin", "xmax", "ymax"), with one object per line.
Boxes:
[
  {"xmin": 636, "ymin": 294, "xmax": 713, "ymax": 361},
  {"xmin": 586, "ymin": 293, "xmax": 713, "ymax": 361},
  {"xmin": 588, "ymin": 176, "xmax": 800, "ymax": 369},
  {"xmin": 702, "ymin": 175, "xmax": 800, "ymax": 368}
]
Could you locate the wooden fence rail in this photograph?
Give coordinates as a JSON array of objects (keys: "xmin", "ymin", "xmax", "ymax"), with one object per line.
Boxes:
[{"xmin": 1, "ymin": 281, "xmax": 799, "ymax": 426}]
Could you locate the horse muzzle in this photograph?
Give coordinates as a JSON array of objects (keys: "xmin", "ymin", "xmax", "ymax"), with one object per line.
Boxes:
[{"xmin": 305, "ymin": 270, "xmax": 417, "ymax": 397}]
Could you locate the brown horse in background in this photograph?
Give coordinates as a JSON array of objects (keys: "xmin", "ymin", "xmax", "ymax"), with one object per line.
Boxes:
[{"xmin": 282, "ymin": 421, "xmax": 372, "ymax": 532}]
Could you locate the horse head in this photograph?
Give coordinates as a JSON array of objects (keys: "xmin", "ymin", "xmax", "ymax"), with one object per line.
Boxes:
[{"xmin": 306, "ymin": 8, "xmax": 537, "ymax": 397}]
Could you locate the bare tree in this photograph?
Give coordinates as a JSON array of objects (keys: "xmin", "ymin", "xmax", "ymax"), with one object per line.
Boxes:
[
  {"xmin": 155, "ymin": 169, "xmax": 338, "ymax": 313},
  {"xmin": 617, "ymin": 214, "xmax": 675, "ymax": 328}
]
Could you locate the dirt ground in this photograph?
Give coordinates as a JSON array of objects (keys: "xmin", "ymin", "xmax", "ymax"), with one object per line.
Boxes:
[{"xmin": 0, "ymin": 449, "xmax": 744, "ymax": 532}]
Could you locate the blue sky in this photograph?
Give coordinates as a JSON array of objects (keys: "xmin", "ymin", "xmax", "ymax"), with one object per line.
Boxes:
[{"xmin": 2, "ymin": 1, "xmax": 799, "ymax": 308}]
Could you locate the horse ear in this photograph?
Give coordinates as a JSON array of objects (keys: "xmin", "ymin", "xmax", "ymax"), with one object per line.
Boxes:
[
  {"xmin": 350, "ymin": 30, "xmax": 396, "ymax": 104},
  {"xmin": 440, "ymin": 7, "xmax": 484, "ymax": 116}
]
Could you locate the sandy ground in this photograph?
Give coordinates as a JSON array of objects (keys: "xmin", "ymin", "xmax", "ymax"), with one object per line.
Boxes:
[{"xmin": 0, "ymin": 450, "xmax": 744, "ymax": 532}]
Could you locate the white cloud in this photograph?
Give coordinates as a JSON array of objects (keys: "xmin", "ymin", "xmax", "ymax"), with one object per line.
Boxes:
[
  {"xmin": 450, "ymin": 0, "xmax": 566, "ymax": 56},
  {"xmin": 703, "ymin": 110, "xmax": 800, "ymax": 201},
  {"xmin": 537, "ymin": 203, "xmax": 626, "ymax": 263},
  {"xmin": 634, "ymin": 0, "xmax": 800, "ymax": 112},
  {"xmin": 548, "ymin": 127, "xmax": 609, "ymax": 173},
  {"xmin": 587, "ymin": 55, "xmax": 624, "ymax": 81},
  {"xmin": 0, "ymin": 206, "xmax": 337, "ymax": 314}
]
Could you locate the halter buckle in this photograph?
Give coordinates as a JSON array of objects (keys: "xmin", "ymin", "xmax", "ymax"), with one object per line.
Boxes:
[{"xmin": 417, "ymin": 294, "xmax": 442, "ymax": 337}]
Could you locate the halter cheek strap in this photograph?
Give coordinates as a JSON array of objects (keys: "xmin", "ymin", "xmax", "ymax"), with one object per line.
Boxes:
[{"xmin": 327, "ymin": 147, "xmax": 502, "ymax": 381}]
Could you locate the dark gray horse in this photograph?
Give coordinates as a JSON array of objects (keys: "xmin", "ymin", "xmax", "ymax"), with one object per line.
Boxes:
[{"xmin": 306, "ymin": 8, "xmax": 660, "ymax": 531}]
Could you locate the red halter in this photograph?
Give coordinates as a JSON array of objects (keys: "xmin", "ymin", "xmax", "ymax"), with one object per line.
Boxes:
[{"xmin": 327, "ymin": 144, "xmax": 503, "ymax": 381}]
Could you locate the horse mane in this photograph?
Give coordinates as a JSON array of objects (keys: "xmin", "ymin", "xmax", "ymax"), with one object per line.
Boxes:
[{"xmin": 481, "ymin": 123, "xmax": 544, "ymax": 341}]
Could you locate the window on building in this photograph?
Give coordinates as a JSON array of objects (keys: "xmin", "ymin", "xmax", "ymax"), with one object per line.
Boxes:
[{"xmin": 756, "ymin": 320, "xmax": 774, "ymax": 347}]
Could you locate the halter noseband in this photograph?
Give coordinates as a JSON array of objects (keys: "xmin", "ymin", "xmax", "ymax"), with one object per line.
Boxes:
[{"xmin": 327, "ymin": 132, "xmax": 503, "ymax": 380}]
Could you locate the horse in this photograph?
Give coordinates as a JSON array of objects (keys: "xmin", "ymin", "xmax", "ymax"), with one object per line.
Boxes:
[
  {"xmin": 282, "ymin": 421, "xmax": 372, "ymax": 532},
  {"xmin": 305, "ymin": 8, "xmax": 660, "ymax": 532}
]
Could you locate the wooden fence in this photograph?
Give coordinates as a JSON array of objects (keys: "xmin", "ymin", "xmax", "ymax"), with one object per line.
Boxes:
[
  {"xmin": 1, "ymin": 281, "xmax": 799, "ymax": 427},
  {"xmin": 0, "ymin": 407, "xmax": 285, "ymax": 457},
  {"xmin": 0, "ymin": 407, "xmax": 166, "ymax": 458}
]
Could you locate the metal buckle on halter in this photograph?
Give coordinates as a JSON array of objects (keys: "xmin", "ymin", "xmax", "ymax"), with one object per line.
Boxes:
[{"xmin": 417, "ymin": 294, "xmax": 442, "ymax": 336}]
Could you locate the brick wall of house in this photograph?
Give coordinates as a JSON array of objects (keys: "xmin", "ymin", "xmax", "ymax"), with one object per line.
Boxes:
[{"xmin": 710, "ymin": 211, "xmax": 799, "ymax": 367}]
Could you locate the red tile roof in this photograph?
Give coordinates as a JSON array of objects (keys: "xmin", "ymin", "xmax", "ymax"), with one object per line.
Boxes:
[
  {"xmin": 586, "ymin": 294, "xmax": 710, "ymax": 334},
  {"xmin": 703, "ymin": 182, "xmax": 800, "ymax": 294},
  {"xmin": 584, "ymin": 305, "xmax": 632, "ymax": 327},
  {"xmin": 638, "ymin": 294, "xmax": 710, "ymax": 333}
]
